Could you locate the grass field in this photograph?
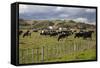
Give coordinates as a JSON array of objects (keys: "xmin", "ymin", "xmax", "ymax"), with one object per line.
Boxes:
[{"xmin": 19, "ymin": 30, "xmax": 96, "ymax": 64}]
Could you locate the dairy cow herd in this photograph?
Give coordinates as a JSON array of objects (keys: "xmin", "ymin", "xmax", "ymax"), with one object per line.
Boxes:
[{"xmin": 19, "ymin": 29, "xmax": 94, "ymax": 41}]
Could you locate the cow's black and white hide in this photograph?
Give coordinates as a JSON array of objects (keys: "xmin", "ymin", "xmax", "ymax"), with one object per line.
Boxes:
[
  {"xmin": 58, "ymin": 31, "xmax": 72, "ymax": 41},
  {"xmin": 19, "ymin": 30, "xmax": 23, "ymax": 36},
  {"xmin": 23, "ymin": 30, "xmax": 31, "ymax": 38},
  {"xmin": 74, "ymin": 31, "xmax": 94, "ymax": 39}
]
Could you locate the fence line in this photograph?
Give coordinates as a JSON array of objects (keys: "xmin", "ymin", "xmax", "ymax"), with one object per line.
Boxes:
[{"xmin": 19, "ymin": 40, "xmax": 93, "ymax": 64}]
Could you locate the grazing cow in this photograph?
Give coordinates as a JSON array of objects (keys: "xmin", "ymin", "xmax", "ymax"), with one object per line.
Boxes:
[
  {"xmin": 50, "ymin": 32, "xmax": 58, "ymax": 37},
  {"xmin": 82, "ymin": 31, "xmax": 94, "ymax": 39},
  {"xmin": 33, "ymin": 29, "xmax": 38, "ymax": 32},
  {"xmin": 40, "ymin": 30, "xmax": 51, "ymax": 36},
  {"xmin": 23, "ymin": 30, "xmax": 31, "ymax": 38},
  {"xmin": 74, "ymin": 32, "xmax": 84, "ymax": 38},
  {"xmin": 58, "ymin": 31, "xmax": 72, "ymax": 41},
  {"xmin": 19, "ymin": 30, "xmax": 23, "ymax": 36},
  {"xmin": 40, "ymin": 30, "xmax": 47, "ymax": 35},
  {"xmin": 74, "ymin": 31, "xmax": 94, "ymax": 39}
]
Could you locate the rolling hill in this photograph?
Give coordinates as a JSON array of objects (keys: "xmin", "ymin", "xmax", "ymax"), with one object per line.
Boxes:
[{"xmin": 19, "ymin": 19, "xmax": 96, "ymax": 30}]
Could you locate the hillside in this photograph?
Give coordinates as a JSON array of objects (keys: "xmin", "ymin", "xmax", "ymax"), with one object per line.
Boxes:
[{"xmin": 19, "ymin": 19, "xmax": 96, "ymax": 30}]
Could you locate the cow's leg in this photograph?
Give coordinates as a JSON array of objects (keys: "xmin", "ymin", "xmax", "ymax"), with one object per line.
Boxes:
[
  {"xmin": 83, "ymin": 36, "xmax": 87, "ymax": 40},
  {"xmin": 74, "ymin": 35, "xmax": 77, "ymax": 38},
  {"xmin": 23, "ymin": 34, "xmax": 25, "ymax": 38},
  {"xmin": 61, "ymin": 38, "xmax": 63, "ymax": 41},
  {"xmin": 58, "ymin": 36, "xmax": 61, "ymax": 41},
  {"xmin": 58, "ymin": 38, "xmax": 60, "ymax": 41}
]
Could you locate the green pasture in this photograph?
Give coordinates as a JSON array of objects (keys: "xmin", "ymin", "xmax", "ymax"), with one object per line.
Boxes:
[{"xmin": 19, "ymin": 30, "xmax": 96, "ymax": 64}]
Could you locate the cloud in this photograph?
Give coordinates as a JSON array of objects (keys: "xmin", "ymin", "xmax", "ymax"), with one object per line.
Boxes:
[
  {"xmin": 56, "ymin": 7, "xmax": 63, "ymax": 11},
  {"xmin": 19, "ymin": 4, "xmax": 57, "ymax": 14},
  {"xmin": 19, "ymin": 4, "xmax": 28, "ymax": 13},
  {"xmin": 85, "ymin": 9, "xmax": 96, "ymax": 13},
  {"xmin": 59, "ymin": 14, "xmax": 69, "ymax": 18},
  {"xmin": 73, "ymin": 18, "xmax": 88, "ymax": 23},
  {"xmin": 19, "ymin": 4, "xmax": 96, "ymax": 24}
]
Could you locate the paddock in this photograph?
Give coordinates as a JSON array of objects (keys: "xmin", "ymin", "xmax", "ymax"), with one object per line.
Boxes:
[{"xmin": 19, "ymin": 30, "xmax": 96, "ymax": 64}]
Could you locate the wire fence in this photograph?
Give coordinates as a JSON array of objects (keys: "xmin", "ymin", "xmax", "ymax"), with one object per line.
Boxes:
[{"xmin": 19, "ymin": 40, "xmax": 93, "ymax": 64}]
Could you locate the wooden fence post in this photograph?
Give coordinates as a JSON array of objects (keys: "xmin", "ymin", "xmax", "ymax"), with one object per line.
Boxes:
[
  {"xmin": 41, "ymin": 46, "xmax": 44, "ymax": 62},
  {"xmin": 46, "ymin": 46, "xmax": 48, "ymax": 60},
  {"xmin": 32, "ymin": 48, "xmax": 34, "ymax": 63},
  {"xmin": 36, "ymin": 48, "xmax": 39, "ymax": 63},
  {"xmin": 21, "ymin": 49, "xmax": 24, "ymax": 63},
  {"xmin": 26, "ymin": 48, "xmax": 29, "ymax": 63},
  {"xmin": 58, "ymin": 45, "xmax": 61, "ymax": 57},
  {"xmin": 74, "ymin": 41, "xmax": 76, "ymax": 52},
  {"xmin": 55, "ymin": 45, "xmax": 57, "ymax": 57}
]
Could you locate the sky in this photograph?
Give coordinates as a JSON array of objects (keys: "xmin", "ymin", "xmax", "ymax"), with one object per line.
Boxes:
[{"xmin": 19, "ymin": 4, "xmax": 96, "ymax": 24}]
